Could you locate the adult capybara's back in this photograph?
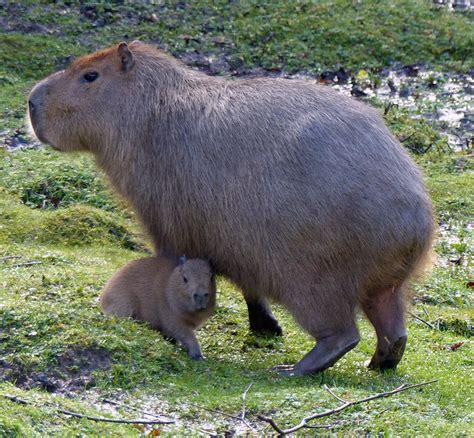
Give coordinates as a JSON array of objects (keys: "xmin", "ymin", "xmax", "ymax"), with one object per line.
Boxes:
[{"xmin": 28, "ymin": 41, "xmax": 434, "ymax": 375}]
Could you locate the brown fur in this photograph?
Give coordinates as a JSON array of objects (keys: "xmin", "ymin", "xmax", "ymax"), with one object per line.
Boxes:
[
  {"xmin": 100, "ymin": 256, "xmax": 216, "ymax": 359},
  {"xmin": 29, "ymin": 42, "xmax": 435, "ymax": 374}
]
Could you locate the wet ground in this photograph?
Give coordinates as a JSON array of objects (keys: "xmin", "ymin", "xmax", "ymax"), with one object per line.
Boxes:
[
  {"xmin": 0, "ymin": 346, "xmax": 110, "ymax": 393},
  {"xmin": 3, "ymin": 63, "xmax": 473, "ymax": 153}
]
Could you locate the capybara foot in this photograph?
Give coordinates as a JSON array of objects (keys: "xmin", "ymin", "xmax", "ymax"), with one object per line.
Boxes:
[
  {"xmin": 368, "ymin": 335, "xmax": 407, "ymax": 370},
  {"xmin": 274, "ymin": 330, "xmax": 360, "ymax": 376},
  {"xmin": 189, "ymin": 352, "xmax": 204, "ymax": 361},
  {"xmin": 272, "ymin": 364, "xmax": 297, "ymax": 376},
  {"xmin": 247, "ymin": 300, "xmax": 283, "ymax": 336},
  {"xmin": 250, "ymin": 315, "xmax": 283, "ymax": 336}
]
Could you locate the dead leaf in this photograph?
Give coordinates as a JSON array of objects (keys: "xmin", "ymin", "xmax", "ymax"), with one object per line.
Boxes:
[{"xmin": 448, "ymin": 342, "xmax": 464, "ymax": 351}]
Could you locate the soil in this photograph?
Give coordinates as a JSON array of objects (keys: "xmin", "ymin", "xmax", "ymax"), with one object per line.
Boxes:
[{"xmin": 0, "ymin": 346, "xmax": 111, "ymax": 394}]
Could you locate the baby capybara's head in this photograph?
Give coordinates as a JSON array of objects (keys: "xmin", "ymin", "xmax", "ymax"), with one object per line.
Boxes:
[
  {"xmin": 28, "ymin": 42, "xmax": 146, "ymax": 152},
  {"xmin": 169, "ymin": 257, "xmax": 216, "ymax": 313}
]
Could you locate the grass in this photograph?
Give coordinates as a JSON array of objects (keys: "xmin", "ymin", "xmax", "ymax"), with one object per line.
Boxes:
[{"xmin": 1, "ymin": 0, "xmax": 473, "ymax": 436}]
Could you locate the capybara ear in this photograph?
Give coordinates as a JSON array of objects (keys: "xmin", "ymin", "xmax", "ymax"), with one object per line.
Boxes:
[
  {"xmin": 117, "ymin": 42, "xmax": 134, "ymax": 72},
  {"xmin": 179, "ymin": 255, "xmax": 187, "ymax": 265}
]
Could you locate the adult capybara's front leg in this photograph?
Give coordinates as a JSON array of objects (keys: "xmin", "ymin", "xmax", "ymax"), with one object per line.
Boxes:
[
  {"xmin": 244, "ymin": 295, "xmax": 283, "ymax": 336},
  {"xmin": 362, "ymin": 286, "xmax": 408, "ymax": 370}
]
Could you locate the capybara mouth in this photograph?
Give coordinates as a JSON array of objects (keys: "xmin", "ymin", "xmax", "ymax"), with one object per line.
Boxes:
[
  {"xmin": 27, "ymin": 107, "xmax": 49, "ymax": 145},
  {"xmin": 27, "ymin": 116, "xmax": 47, "ymax": 145},
  {"xmin": 30, "ymin": 125, "xmax": 53, "ymax": 148},
  {"xmin": 195, "ymin": 306, "xmax": 207, "ymax": 312},
  {"xmin": 28, "ymin": 115, "xmax": 59, "ymax": 150}
]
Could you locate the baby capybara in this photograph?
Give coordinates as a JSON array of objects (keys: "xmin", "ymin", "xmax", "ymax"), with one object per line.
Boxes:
[
  {"xmin": 101, "ymin": 256, "xmax": 216, "ymax": 359},
  {"xmin": 28, "ymin": 41, "xmax": 434, "ymax": 375}
]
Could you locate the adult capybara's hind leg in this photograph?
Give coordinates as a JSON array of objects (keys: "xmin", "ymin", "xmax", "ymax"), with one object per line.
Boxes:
[
  {"xmin": 362, "ymin": 286, "xmax": 408, "ymax": 370},
  {"xmin": 276, "ymin": 286, "xmax": 360, "ymax": 375},
  {"xmin": 278, "ymin": 326, "xmax": 360, "ymax": 375}
]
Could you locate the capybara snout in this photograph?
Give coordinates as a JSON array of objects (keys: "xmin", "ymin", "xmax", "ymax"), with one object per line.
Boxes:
[{"xmin": 192, "ymin": 290, "xmax": 210, "ymax": 311}]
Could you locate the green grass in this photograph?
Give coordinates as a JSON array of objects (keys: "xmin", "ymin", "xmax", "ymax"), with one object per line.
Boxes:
[{"xmin": 1, "ymin": 0, "xmax": 473, "ymax": 436}]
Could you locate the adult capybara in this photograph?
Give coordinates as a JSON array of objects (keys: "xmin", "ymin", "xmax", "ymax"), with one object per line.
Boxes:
[
  {"xmin": 101, "ymin": 256, "xmax": 216, "ymax": 359},
  {"xmin": 28, "ymin": 41, "xmax": 434, "ymax": 375}
]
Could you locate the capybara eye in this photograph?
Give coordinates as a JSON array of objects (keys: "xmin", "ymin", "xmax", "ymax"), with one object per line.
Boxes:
[
  {"xmin": 183, "ymin": 276, "xmax": 188, "ymax": 283},
  {"xmin": 82, "ymin": 72, "xmax": 99, "ymax": 83}
]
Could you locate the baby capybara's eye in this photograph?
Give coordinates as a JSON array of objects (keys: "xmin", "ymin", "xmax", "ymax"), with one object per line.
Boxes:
[
  {"xmin": 82, "ymin": 72, "xmax": 99, "ymax": 83},
  {"xmin": 183, "ymin": 276, "xmax": 188, "ymax": 283}
]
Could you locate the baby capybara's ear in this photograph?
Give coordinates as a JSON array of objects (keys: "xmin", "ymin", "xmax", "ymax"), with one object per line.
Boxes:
[{"xmin": 117, "ymin": 42, "xmax": 134, "ymax": 72}]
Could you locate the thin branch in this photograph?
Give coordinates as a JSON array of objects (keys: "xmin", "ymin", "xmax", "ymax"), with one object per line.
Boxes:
[
  {"xmin": 303, "ymin": 423, "xmax": 336, "ymax": 429},
  {"xmin": 2, "ymin": 394, "xmax": 174, "ymax": 425},
  {"xmin": 186, "ymin": 401, "xmax": 257, "ymax": 431},
  {"xmin": 258, "ymin": 380, "xmax": 437, "ymax": 436},
  {"xmin": 399, "ymin": 132, "xmax": 415, "ymax": 143},
  {"xmin": 8, "ymin": 261, "xmax": 43, "ymax": 268},
  {"xmin": 374, "ymin": 407, "xmax": 391, "ymax": 417},
  {"xmin": 3, "ymin": 395, "xmax": 27, "ymax": 405},
  {"xmin": 0, "ymin": 256, "xmax": 22, "ymax": 262},
  {"xmin": 408, "ymin": 311, "xmax": 436, "ymax": 330},
  {"xmin": 56, "ymin": 408, "xmax": 174, "ymax": 425},
  {"xmin": 240, "ymin": 382, "xmax": 253, "ymax": 421},
  {"xmin": 323, "ymin": 384, "xmax": 349, "ymax": 404},
  {"xmin": 102, "ymin": 398, "xmax": 173, "ymax": 421},
  {"xmin": 104, "ymin": 398, "xmax": 212, "ymax": 436}
]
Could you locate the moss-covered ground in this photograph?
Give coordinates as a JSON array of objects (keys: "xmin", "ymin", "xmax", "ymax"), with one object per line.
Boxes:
[{"xmin": 0, "ymin": 1, "xmax": 472, "ymax": 436}]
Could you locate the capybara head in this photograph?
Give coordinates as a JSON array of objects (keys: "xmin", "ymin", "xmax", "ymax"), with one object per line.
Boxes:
[
  {"xmin": 169, "ymin": 257, "xmax": 216, "ymax": 313},
  {"xmin": 28, "ymin": 42, "xmax": 147, "ymax": 152}
]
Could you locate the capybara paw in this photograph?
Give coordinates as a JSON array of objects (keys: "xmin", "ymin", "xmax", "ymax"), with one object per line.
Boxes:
[
  {"xmin": 189, "ymin": 352, "xmax": 204, "ymax": 361},
  {"xmin": 368, "ymin": 335, "xmax": 407, "ymax": 370},
  {"xmin": 272, "ymin": 364, "xmax": 296, "ymax": 376},
  {"xmin": 250, "ymin": 317, "xmax": 283, "ymax": 336}
]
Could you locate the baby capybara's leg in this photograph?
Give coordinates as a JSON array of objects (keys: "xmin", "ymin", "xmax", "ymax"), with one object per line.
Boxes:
[
  {"xmin": 244, "ymin": 295, "xmax": 283, "ymax": 336},
  {"xmin": 163, "ymin": 326, "xmax": 203, "ymax": 360},
  {"xmin": 361, "ymin": 286, "xmax": 407, "ymax": 370},
  {"xmin": 276, "ymin": 290, "xmax": 360, "ymax": 375}
]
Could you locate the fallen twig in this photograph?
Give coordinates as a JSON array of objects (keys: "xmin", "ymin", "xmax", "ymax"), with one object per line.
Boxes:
[
  {"xmin": 102, "ymin": 398, "xmax": 173, "ymax": 421},
  {"xmin": 399, "ymin": 132, "xmax": 415, "ymax": 143},
  {"xmin": 103, "ymin": 398, "xmax": 214, "ymax": 436},
  {"xmin": 56, "ymin": 408, "xmax": 174, "ymax": 425},
  {"xmin": 240, "ymin": 382, "xmax": 253, "ymax": 421},
  {"xmin": 8, "ymin": 261, "xmax": 43, "ymax": 268},
  {"xmin": 187, "ymin": 401, "xmax": 257, "ymax": 431},
  {"xmin": 257, "ymin": 380, "xmax": 437, "ymax": 436},
  {"xmin": 323, "ymin": 384, "xmax": 349, "ymax": 404},
  {"xmin": 3, "ymin": 394, "xmax": 175, "ymax": 425},
  {"xmin": 0, "ymin": 256, "xmax": 22, "ymax": 262},
  {"xmin": 408, "ymin": 311, "xmax": 436, "ymax": 330}
]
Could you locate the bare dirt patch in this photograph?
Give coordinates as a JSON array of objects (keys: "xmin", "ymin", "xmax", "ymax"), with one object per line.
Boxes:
[{"xmin": 0, "ymin": 346, "xmax": 111, "ymax": 394}]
